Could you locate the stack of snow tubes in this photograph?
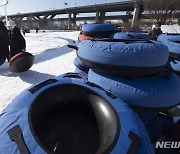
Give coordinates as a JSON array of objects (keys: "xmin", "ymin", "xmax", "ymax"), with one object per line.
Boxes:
[
  {"xmin": 157, "ymin": 33, "xmax": 180, "ymax": 76},
  {"xmin": 77, "ymin": 31, "xmax": 180, "ymax": 146},
  {"xmin": 0, "ymin": 73, "xmax": 155, "ymax": 154},
  {"xmin": 74, "ymin": 23, "xmax": 116, "ymax": 74}
]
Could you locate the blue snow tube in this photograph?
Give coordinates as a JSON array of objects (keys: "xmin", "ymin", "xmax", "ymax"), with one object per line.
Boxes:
[
  {"xmin": 82, "ymin": 23, "xmax": 116, "ymax": 37},
  {"xmin": 114, "ymin": 32, "xmax": 150, "ymax": 40},
  {"xmin": 74, "ymin": 67, "xmax": 89, "ymax": 75},
  {"xmin": 137, "ymin": 112, "xmax": 162, "ymax": 143},
  {"xmin": 78, "ymin": 39, "xmax": 169, "ymax": 77},
  {"xmin": 73, "ymin": 57, "xmax": 89, "ymax": 73},
  {"xmin": 160, "ymin": 41, "xmax": 180, "ymax": 60},
  {"xmin": 88, "ymin": 69, "xmax": 180, "ymax": 111},
  {"xmin": 155, "ymin": 114, "xmax": 180, "ymax": 154},
  {"xmin": 0, "ymin": 57, "xmax": 6, "ymax": 66},
  {"xmin": 158, "ymin": 113, "xmax": 178, "ymax": 136},
  {"xmin": 0, "ymin": 73, "xmax": 154, "ymax": 154},
  {"xmin": 146, "ymin": 117, "xmax": 162, "ymax": 143},
  {"xmin": 158, "ymin": 34, "xmax": 180, "ymax": 60},
  {"xmin": 137, "ymin": 112, "xmax": 158, "ymax": 127},
  {"xmin": 166, "ymin": 59, "xmax": 180, "ymax": 76},
  {"xmin": 157, "ymin": 33, "xmax": 180, "ymax": 43}
]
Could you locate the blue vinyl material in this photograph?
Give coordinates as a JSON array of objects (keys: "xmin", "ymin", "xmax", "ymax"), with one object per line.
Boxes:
[
  {"xmin": 113, "ymin": 32, "xmax": 150, "ymax": 40},
  {"xmin": 82, "ymin": 23, "xmax": 116, "ymax": 33},
  {"xmin": 0, "ymin": 73, "xmax": 154, "ymax": 154},
  {"xmin": 88, "ymin": 69, "xmax": 180, "ymax": 110},
  {"xmin": 78, "ymin": 39, "xmax": 169, "ymax": 67}
]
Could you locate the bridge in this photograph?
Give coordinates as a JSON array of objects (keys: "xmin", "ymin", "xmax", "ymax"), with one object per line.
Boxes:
[{"xmin": 0, "ymin": 1, "xmax": 144, "ymax": 29}]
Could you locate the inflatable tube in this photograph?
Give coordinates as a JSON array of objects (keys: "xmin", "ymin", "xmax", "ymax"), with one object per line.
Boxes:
[
  {"xmin": 78, "ymin": 34, "xmax": 92, "ymax": 41},
  {"xmin": 166, "ymin": 59, "xmax": 180, "ymax": 76},
  {"xmin": 157, "ymin": 33, "xmax": 180, "ymax": 43},
  {"xmin": 137, "ymin": 112, "xmax": 162, "ymax": 143},
  {"xmin": 0, "ymin": 73, "xmax": 154, "ymax": 154},
  {"xmin": 114, "ymin": 32, "xmax": 150, "ymax": 40},
  {"xmin": 76, "ymin": 40, "xmax": 81, "ymax": 46},
  {"xmin": 173, "ymin": 120, "xmax": 180, "ymax": 154},
  {"xmin": 78, "ymin": 39, "xmax": 169, "ymax": 77},
  {"xmin": 78, "ymin": 33, "xmax": 112, "ymax": 42},
  {"xmin": 158, "ymin": 34, "xmax": 180, "ymax": 59},
  {"xmin": 137, "ymin": 112, "xmax": 158, "ymax": 127},
  {"xmin": 88, "ymin": 69, "xmax": 180, "ymax": 111},
  {"xmin": 74, "ymin": 67, "xmax": 88, "ymax": 75},
  {"xmin": 146, "ymin": 117, "xmax": 162, "ymax": 143},
  {"xmin": 173, "ymin": 120, "xmax": 180, "ymax": 141},
  {"xmin": 73, "ymin": 57, "xmax": 89, "ymax": 73},
  {"xmin": 9, "ymin": 52, "xmax": 35, "ymax": 72},
  {"xmin": 155, "ymin": 143, "xmax": 178, "ymax": 154},
  {"xmin": 82, "ymin": 23, "xmax": 116, "ymax": 37},
  {"xmin": 0, "ymin": 57, "xmax": 6, "ymax": 66},
  {"xmin": 155, "ymin": 116, "xmax": 180, "ymax": 154},
  {"xmin": 159, "ymin": 41, "xmax": 180, "ymax": 59},
  {"xmin": 158, "ymin": 113, "xmax": 175, "ymax": 136}
]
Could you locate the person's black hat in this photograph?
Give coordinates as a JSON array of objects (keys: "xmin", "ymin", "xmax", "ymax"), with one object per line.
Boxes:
[{"xmin": 155, "ymin": 22, "xmax": 161, "ymax": 27}]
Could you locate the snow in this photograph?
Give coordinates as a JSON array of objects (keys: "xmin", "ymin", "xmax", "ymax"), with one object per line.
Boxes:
[
  {"xmin": 0, "ymin": 30, "xmax": 80, "ymax": 113},
  {"xmin": 161, "ymin": 24, "xmax": 180, "ymax": 33}
]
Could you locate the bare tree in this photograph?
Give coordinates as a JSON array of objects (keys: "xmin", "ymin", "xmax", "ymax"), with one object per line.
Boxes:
[{"xmin": 144, "ymin": 0, "xmax": 180, "ymax": 24}]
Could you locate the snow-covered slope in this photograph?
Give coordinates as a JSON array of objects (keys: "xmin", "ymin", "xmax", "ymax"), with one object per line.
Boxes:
[{"xmin": 0, "ymin": 30, "xmax": 79, "ymax": 113}]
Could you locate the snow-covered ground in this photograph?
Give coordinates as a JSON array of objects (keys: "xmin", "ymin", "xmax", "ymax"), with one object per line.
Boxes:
[
  {"xmin": 161, "ymin": 24, "xmax": 180, "ymax": 33},
  {"xmin": 0, "ymin": 30, "xmax": 80, "ymax": 113}
]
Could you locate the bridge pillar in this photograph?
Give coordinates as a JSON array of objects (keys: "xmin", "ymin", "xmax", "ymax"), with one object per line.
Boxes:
[
  {"xmin": 95, "ymin": 11, "xmax": 99, "ymax": 23},
  {"xmin": 68, "ymin": 13, "xmax": 72, "ymax": 29},
  {"xmin": 95, "ymin": 11, "xmax": 106, "ymax": 23},
  {"xmin": 131, "ymin": 2, "xmax": 143, "ymax": 28},
  {"xmin": 39, "ymin": 19, "xmax": 48, "ymax": 29},
  {"xmin": 39, "ymin": 14, "xmax": 49, "ymax": 29},
  {"xmin": 72, "ymin": 13, "xmax": 77, "ymax": 29}
]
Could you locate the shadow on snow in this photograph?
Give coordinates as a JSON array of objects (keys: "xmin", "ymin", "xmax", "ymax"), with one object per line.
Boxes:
[{"xmin": 34, "ymin": 37, "xmax": 76, "ymax": 64}]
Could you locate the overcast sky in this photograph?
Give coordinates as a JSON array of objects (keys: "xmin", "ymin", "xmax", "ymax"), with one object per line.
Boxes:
[{"xmin": 0, "ymin": 0, "xmax": 125, "ymax": 15}]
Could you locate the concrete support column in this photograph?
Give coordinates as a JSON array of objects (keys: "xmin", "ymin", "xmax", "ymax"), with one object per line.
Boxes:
[
  {"xmin": 95, "ymin": 11, "xmax": 105, "ymax": 23},
  {"xmin": 178, "ymin": 18, "xmax": 180, "ymax": 25},
  {"xmin": 68, "ymin": 13, "xmax": 72, "ymax": 29},
  {"xmin": 95, "ymin": 11, "xmax": 100, "ymax": 23},
  {"xmin": 100, "ymin": 11, "xmax": 105, "ymax": 23},
  {"xmin": 131, "ymin": 2, "xmax": 143, "ymax": 28},
  {"xmin": 13, "ymin": 17, "xmax": 24, "ymax": 28},
  {"xmin": 39, "ymin": 15, "xmax": 49, "ymax": 29},
  {"xmin": 72, "ymin": 13, "xmax": 77, "ymax": 29}
]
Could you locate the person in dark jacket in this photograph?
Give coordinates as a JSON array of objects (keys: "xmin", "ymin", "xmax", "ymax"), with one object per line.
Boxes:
[
  {"xmin": 0, "ymin": 21, "xmax": 10, "ymax": 62},
  {"xmin": 149, "ymin": 23, "xmax": 163, "ymax": 40},
  {"xmin": 36, "ymin": 26, "xmax": 39, "ymax": 34},
  {"xmin": 6, "ymin": 20, "xmax": 26, "ymax": 59}
]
